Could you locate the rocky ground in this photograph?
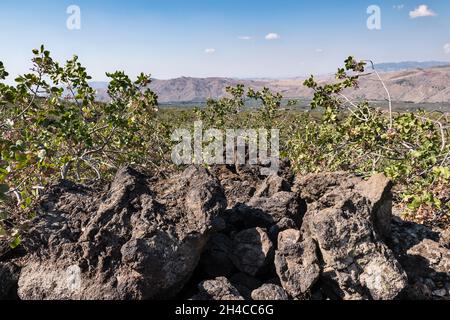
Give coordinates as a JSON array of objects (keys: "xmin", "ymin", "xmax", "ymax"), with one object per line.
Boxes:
[{"xmin": 0, "ymin": 163, "xmax": 449, "ymax": 300}]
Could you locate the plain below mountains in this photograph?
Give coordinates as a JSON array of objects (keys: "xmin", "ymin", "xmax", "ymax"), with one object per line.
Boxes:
[{"xmin": 92, "ymin": 62, "xmax": 450, "ymax": 104}]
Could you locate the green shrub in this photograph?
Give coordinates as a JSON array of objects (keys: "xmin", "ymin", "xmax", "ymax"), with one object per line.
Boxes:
[{"xmin": 1, "ymin": 49, "xmax": 448, "ymax": 248}]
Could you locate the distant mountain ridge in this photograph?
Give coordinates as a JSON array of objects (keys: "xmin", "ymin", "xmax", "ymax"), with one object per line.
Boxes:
[
  {"xmin": 374, "ymin": 61, "xmax": 450, "ymax": 72},
  {"xmin": 92, "ymin": 63, "xmax": 450, "ymax": 104}
]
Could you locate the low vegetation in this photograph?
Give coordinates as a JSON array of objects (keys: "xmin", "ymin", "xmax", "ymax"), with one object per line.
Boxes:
[{"xmin": 0, "ymin": 46, "xmax": 449, "ymax": 248}]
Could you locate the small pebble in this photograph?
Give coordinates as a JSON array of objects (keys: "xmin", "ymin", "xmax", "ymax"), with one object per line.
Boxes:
[
  {"xmin": 432, "ymin": 289, "xmax": 447, "ymax": 297},
  {"xmin": 424, "ymin": 278, "xmax": 435, "ymax": 289}
]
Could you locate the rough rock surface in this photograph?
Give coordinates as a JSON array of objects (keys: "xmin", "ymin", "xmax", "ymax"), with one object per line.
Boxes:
[
  {"xmin": 192, "ymin": 277, "xmax": 244, "ymax": 300},
  {"xmin": 229, "ymin": 273, "xmax": 263, "ymax": 300},
  {"xmin": 228, "ymin": 171, "xmax": 303, "ymax": 230},
  {"xmin": 275, "ymin": 229, "xmax": 320, "ymax": 298},
  {"xmin": 0, "ymin": 262, "xmax": 19, "ymax": 299},
  {"xmin": 407, "ymin": 239, "xmax": 450, "ymax": 275},
  {"xmin": 356, "ymin": 174, "xmax": 394, "ymax": 240},
  {"xmin": 390, "ymin": 217, "xmax": 450, "ymax": 300},
  {"xmin": 251, "ymin": 284, "xmax": 289, "ymax": 300},
  {"xmin": 297, "ymin": 172, "xmax": 407, "ymax": 300},
  {"xmin": 269, "ymin": 218, "xmax": 298, "ymax": 244},
  {"xmin": 1, "ymin": 164, "xmax": 448, "ymax": 301},
  {"xmin": 230, "ymin": 227, "xmax": 274, "ymax": 276},
  {"xmin": 18, "ymin": 166, "xmax": 226, "ymax": 300},
  {"xmin": 199, "ymin": 233, "xmax": 235, "ymax": 278},
  {"xmin": 211, "ymin": 165, "xmax": 261, "ymax": 208}
]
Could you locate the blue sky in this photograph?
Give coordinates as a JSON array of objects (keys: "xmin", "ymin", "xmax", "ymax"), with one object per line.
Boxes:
[{"xmin": 0, "ymin": 0, "xmax": 449, "ymax": 81}]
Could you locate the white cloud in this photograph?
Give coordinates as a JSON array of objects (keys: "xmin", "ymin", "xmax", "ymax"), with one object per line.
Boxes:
[
  {"xmin": 393, "ymin": 4, "xmax": 404, "ymax": 10},
  {"xmin": 204, "ymin": 48, "xmax": 216, "ymax": 54},
  {"xmin": 265, "ymin": 33, "xmax": 280, "ymax": 40},
  {"xmin": 238, "ymin": 36, "xmax": 252, "ymax": 40},
  {"xmin": 444, "ymin": 44, "xmax": 450, "ymax": 55},
  {"xmin": 409, "ymin": 5, "xmax": 437, "ymax": 18},
  {"xmin": 315, "ymin": 48, "xmax": 324, "ymax": 53}
]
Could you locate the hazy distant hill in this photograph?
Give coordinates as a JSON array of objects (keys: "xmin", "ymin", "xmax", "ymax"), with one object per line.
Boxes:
[
  {"xmin": 93, "ymin": 64, "xmax": 450, "ymax": 104},
  {"xmin": 94, "ymin": 77, "xmax": 273, "ymax": 103},
  {"xmin": 343, "ymin": 65, "xmax": 450, "ymax": 103},
  {"xmin": 374, "ymin": 61, "xmax": 450, "ymax": 72}
]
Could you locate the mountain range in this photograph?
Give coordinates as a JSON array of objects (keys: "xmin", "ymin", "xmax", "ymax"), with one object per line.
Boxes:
[
  {"xmin": 92, "ymin": 62, "xmax": 450, "ymax": 104},
  {"xmin": 373, "ymin": 61, "xmax": 450, "ymax": 72}
]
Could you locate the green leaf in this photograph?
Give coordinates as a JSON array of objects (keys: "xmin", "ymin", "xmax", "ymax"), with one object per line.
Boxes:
[
  {"xmin": 0, "ymin": 225, "xmax": 6, "ymax": 237},
  {"xmin": 10, "ymin": 234, "xmax": 21, "ymax": 249},
  {"xmin": 0, "ymin": 184, "xmax": 9, "ymax": 201}
]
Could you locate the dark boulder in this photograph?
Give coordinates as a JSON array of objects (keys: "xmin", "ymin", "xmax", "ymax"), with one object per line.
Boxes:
[
  {"xmin": 230, "ymin": 227, "xmax": 274, "ymax": 276},
  {"xmin": 199, "ymin": 233, "xmax": 235, "ymax": 278},
  {"xmin": 275, "ymin": 229, "xmax": 321, "ymax": 298},
  {"xmin": 0, "ymin": 262, "xmax": 20, "ymax": 300},
  {"xmin": 191, "ymin": 277, "xmax": 244, "ymax": 300},
  {"xmin": 251, "ymin": 284, "xmax": 289, "ymax": 300},
  {"xmin": 297, "ymin": 173, "xmax": 407, "ymax": 300},
  {"xmin": 18, "ymin": 166, "xmax": 226, "ymax": 300},
  {"xmin": 229, "ymin": 174, "xmax": 302, "ymax": 230}
]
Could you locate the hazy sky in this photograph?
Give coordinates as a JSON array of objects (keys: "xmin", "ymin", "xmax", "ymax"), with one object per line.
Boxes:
[{"xmin": 0, "ymin": 0, "xmax": 449, "ymax": 81}]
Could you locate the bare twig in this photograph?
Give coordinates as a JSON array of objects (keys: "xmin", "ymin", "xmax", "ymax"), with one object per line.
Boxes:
[
  {"xmin": 82, "ymin": 125, "xmax": 118, "ymax": 158},
  {"xmin": 61, "ymin": 160, "xmax": 73, "ymax": 179},
  {"xmin": 338, "ymin": 93, "xmax": 370, "ymax": 122},
  {"xmin": 362, "ymin": 60, "xmax": 393, "ymax": 129},
  {"xmin": 80, "ymin": 157, "xmax": 101, "ymax": 180}
]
